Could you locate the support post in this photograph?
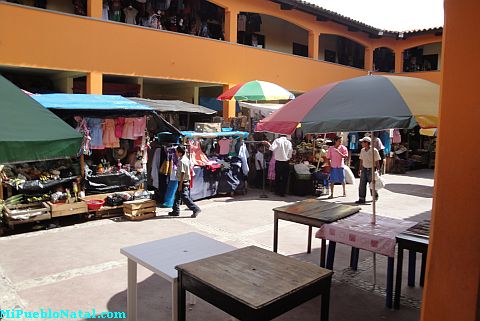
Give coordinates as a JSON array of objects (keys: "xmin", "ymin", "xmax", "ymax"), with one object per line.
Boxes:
[
  {"xmin": 308, "ymin": 30, "xmax": 319, "ymax": 60},
  {"xmin": 87, "ymin": 0, "xmax": 103, "ymax": 18},
  {"xmin": 86, "ymin": 72, "xmax": 103, "ymax": 94},
  {"xmin": 224, "ymin": 9, "xmax": 238, "ymax": 43}
]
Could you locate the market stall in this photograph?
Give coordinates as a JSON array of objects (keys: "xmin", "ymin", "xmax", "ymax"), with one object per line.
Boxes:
[
  {"xmin": 150, "ymin": 130, "xmax": 249, "ymax": 205},
  {"xmin": 0, "ymin": 76, "xmax": 83, "ymax": 232}
]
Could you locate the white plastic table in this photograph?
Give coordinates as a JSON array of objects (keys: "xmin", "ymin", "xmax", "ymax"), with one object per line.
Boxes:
[{"xmin": 120, "ymin": 232, "xmax": 236, "ymax": 321}]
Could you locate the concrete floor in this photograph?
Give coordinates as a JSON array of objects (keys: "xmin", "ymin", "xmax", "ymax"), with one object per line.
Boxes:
[{"xmin": 0, "ymin": 169, "xmax": 434, "ymax": 321}]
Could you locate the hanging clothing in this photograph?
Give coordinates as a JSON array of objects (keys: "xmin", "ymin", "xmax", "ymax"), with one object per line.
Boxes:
[
  {"xmin": 268, "ymin": 154, "xmax": 276, "ymax": 180},
  {"xmin": 110, "ymin": 10, "xmax": 122, "ymax": 22},
  {"xmin": 238, "ymin": 14, "xmax": 247, "ymax": 32},
  {"xmin": 103, "ymin": 119, "xmax": 120, "ymax": 148},
  {"xmin": 392, "ymin": 129, "xmax": 402, "ymax": 144},
  {"xmin": 149, "ymin": 14, "xmax": 162, "ymax": 29},
  {"xmin": 86, "ymin": 118, "xmax": 104, "ymax": 149},
  {"xmin": 122, "ymin": 118, "xmax": 136, "ymax": 140},
  {"xmin": 238, "ymin": 143, "xmax": 250, "ymax": 176},
  {"xmin": 133, "ymin": 116, "xmax": 146, "ymax": 137},
  {"xmin": 218, "ymin": 138, "xmax": 232, "ymax": 155},
  {"xmin": 75, "ymin": 116, "xmax": 91, "ymax": 155},
  {"xmin": 102, "ymin": 4, "xmax": 109, "ymax": 20},
  {"xmin": 123, "ymin": 7, "xmax": 138, "ymax": 25},
  {"xmin": 348, "ymin": 132, "xmax": 359, "ymax": 150},
  {"xmin": 151, "ymin": 148, "xmax": 162, "ymax": 189},
  {"xmin": 228, "ymin": 138, "xmax": 238, "ymax": 156},
  {"xmin": 115, "ymin": 117, "xmax": 125, "ymax": 138},
  {"xmin": 190, "ymin": 141, "xmax": 210, "ymax": 166}
]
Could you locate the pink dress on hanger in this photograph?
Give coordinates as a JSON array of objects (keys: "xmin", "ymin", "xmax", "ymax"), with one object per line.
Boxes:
[
  {"xmin": 115, "ymin": 117, "xmax": 125, "ymax": 138},
  {"xmin": 103, "ymin": 119, "xmax": 120, "ymax": 148},
  {"xmin": 133, "ymin": 116, "xmax": 146, "ymax": 137},
  {"xmin": 122, "ymin": 118, "xmax": 136, "ymax": 140}
]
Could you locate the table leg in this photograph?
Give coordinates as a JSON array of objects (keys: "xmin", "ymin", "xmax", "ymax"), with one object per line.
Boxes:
[
  {"xmin": 321, "ymin": 279, "xmax": 332, "ymax": 321},
  {"xmin": 273, "ymin": 215, "xmax": 279, "ymax": 252},
  {"xmin": 420, "ymin": 252, "xmax": 427, "ymax": 287},
  {"xmin": 127, "ymin": 259, "xmax": 137, "ymax": 321},
  {"xmin": 177, "ymin": 273, "xmax": 186, "ymax": 321},
  {"xmin": 172, "ymin": 279, "xmax": 178, "ymax": 321},
  {"xmin": 394, "ymin": 246, "xmax": 404, "ymax": 310},
  {"xmin": 408, "ymin": 250, "xmax": 416, "ymax": 287},
  {"xmin": 326, "ymin": 241, "xmax": 336, "ymax": 270},
  {"xmin": 386, "ymin": 257, "xmax": 394, "ymax": 309},
  {"xmin": 320, "ymin": 239, "xmax": 326, "ymax": 268},
  {"xmin": 350, "ymin": 248, "xmax": 359, "ymax": 271},
  {"xmin": 307, "ymin": 226, "xmax": 312, "ymax": 254}
]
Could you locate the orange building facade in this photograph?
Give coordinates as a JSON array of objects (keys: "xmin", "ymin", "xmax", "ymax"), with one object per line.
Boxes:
[{"xmin": 0, "ymin": 0, "xmax": 442, "ymax": 118}]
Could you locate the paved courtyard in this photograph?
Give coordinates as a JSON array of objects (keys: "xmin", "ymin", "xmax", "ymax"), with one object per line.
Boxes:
[{"xmin": 0, "ymin": 169, "xmax": 434, "ymax": 321}]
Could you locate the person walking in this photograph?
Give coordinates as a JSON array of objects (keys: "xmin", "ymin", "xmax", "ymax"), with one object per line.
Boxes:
[
  {"xmin": 168, "ymin": 146, "xmax": 201, "ymax": 218},
  {"xmin": 263, "ymin": 135, "xmax": 292, "ymax": 197},
  {"xmin": 327, "ymin": 136, "xmax": 349, "ymax": 199},
  {"xmin": 254, "ymin": 145, "xmax": 265, "ymax": 188},
  {"xmin": 355, "ymin": 136, "xmax": 381, "ymax": 204}
]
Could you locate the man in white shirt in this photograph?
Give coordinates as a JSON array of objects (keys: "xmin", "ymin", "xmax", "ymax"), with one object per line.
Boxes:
[
  {"xmin": 356, "ymin": 136, "xmax": 381, "ymax": 204},
  {"xmin": 264, "ymin": 135, "xmax": 293, "ymax": 197}
]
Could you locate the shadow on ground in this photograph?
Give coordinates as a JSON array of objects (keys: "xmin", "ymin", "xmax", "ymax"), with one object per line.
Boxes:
[{"xmin": 384, "ymin": 184, "xmax": 433, "ymax": 198}]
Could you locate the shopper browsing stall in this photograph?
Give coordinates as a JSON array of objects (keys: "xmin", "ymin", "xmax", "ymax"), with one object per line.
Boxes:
[
  {"xmin": 327, "ymin": 136, "xmax": 348, "ymax": 199},
  {"xmin": 356, "ymin": 136, "xmax": 381, "ymax": 204},
  {"xmin": 169, "ymin": 146, "xmax": 201, "ymax": 218},
  {"xmin": 263, "ymin": 135, "xmax": 292, "ymax": 197}
]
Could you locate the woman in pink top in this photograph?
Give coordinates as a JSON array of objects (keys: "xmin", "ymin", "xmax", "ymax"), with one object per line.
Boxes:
[{"xmin": 327, "ymin": 136, "xmax": 349, "ymax": 198}]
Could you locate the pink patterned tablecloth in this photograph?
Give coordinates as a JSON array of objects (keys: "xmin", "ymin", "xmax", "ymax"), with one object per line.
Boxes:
[{"xmin": 315, "ymin": 212, "xmax": 417, "ymax": 257}]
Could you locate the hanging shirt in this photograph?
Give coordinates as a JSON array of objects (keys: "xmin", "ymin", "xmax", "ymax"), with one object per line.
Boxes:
[
  {"xmin": 392, "ymin": 129, "xmax": 402, "ymax": 144},
  {"xmin": 380, "ymin": 131, "xmax": 392, "ymax": 154},
  {"xmin": 269, "ymin": 136, "xmax": 292, "ymax": 161},
  {"xmin": 133, "ymin": 116, "xmax": 146, "ymax": 137},
  {"xmin": 255, "ymin": 152, "xmax": 265, "ymax": 170},
  {"xmin": 238, "ymin": 14, "xmax": 247, "ymax": 32},
  {"xmin": 218, "ymin": 138, "xmax": 232, "ymax": 155},
  {"xmin": 103, "ymin": 119, "xmax": 120, "ymax": 148},
  {"xmin": 151, "ymin": 148, "xmax": 162, "ymax": 189},
  {"xmin": 124, "ymin": 7, "xmax": 138, "ymax": 24},
  {"xmin": 86, "ymin": 118, "xmax": 104, "ymax": 149},
  {"xmin": 238, "ymin": 143, "xmax": 250, "ymax": 176},
  {"xmin": 122, "ymin": 118, "xmax": 136, "ymax": 140},
  {"xmin": 102, "ymin": 4, "xmax": 109, "ymax": 20},
  {"xmin": 348, "ymin": 132, "xmax": 359, "ymax": 150}
]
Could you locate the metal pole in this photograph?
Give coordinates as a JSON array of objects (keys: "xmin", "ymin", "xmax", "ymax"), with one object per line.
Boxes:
[
  {"xmin": 260, "ymin": 145, "xmax": 268, "ymax": 198},
  {"xmin": 371, "ymin": 131, "xmax": 376, "ymax": 225}
]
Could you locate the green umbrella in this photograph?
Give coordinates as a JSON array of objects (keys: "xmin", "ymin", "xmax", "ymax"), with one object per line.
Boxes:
[{"xmin": 0, "ymin": 76, "xmax": 82, "ymax": 164}]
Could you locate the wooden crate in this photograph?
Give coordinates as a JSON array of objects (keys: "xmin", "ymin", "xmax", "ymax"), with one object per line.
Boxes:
[
  {"xmin": 81, "ymin": 192, "xmax": 133, "ymax": 219},
  {"xmin": 45, "ymin": 201, "xmax": 88, "ymax": 218},
  {"xmin": 3, "ymin": 203, "xmax": 51, "ymax": 227},
  {"xmin": 123, "ymin": 199, "xmax": 156, "ymax": 220}
]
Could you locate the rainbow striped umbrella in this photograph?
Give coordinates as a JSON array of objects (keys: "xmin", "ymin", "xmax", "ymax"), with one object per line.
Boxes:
[
  {"xmin": 256, "ymin": 75, "xmax": 439, "ymax": 134},
  {"xmin": 218, "ymin": 80, "xmax": 295, "ymax": 101}
]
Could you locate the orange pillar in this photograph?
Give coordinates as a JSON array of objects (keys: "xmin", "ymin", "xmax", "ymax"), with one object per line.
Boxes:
[
  {"xmin": 394, "ymin": 49, "xmax": 403, "ymax": 73},
  {"xmin": 308, "ymin": 31, "xmax": 319, "ymax": 60},
  {"xmin": 222, "ymin": 84, "xmax": 236, "ymax": 119},
  {"xmin": 86, "ymin": 72, "xmax": 102, "ymax": 94},
  {"xmin": 421, "ymin": 0, "xmax": 480, "ymax": 320},
  {"xmin": 87, "ymin": 0, "xmax": 102, "ymax": 18},
  {"xmin": 364, "ymin": 47, "xmax": 373, "ymax": 71},
  {"xmin": 224, "ymin": 9, "xmax": 238, "ymax": 43}
]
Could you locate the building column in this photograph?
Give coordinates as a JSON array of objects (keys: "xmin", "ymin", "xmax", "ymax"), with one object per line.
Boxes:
[
  {"xmin": 394, "ymin": 50, "xmax": 404, "ymax": 73},
  {"xmin": 137, "ymin": 78, "xmax": 144, "ymax": 98},
  {"xmin": 308, "ymin": 31, "xmax": 319, "ymax": 60},
  {"xmin": 86, "ymin": 72, "xmax": 102, "ymax": 94},
  {"xmin": 224, "ymin": 9, "xmax": 238, "ymax": 43},
  {"xmin": 87, "ymin": 0, "xmax": 103, "ymax": 18},
  {"xmin": 365, "ymin": 47, "xmax": 374, "ymax": 71},
  {"xmin": 193, "ymin": 87, "xmax": 200, "ymax": 105},
  {"xmin": 222, "ymin": 84, "xmax": 236, "ymax": 119}
]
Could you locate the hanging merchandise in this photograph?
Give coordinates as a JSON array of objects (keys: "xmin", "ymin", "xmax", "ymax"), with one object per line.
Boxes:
[
  {"xmin": 392, "ymin": 129, "xmax": 402, "ymax": 144},
  {"xmin": 218, "ymin": 137, "xmax": 232, "ymax": 155},
  {"xmin": 122, "ymin": 118, "xmax": 136, "ymax": 140},
  {"xmin": 238, "ymin": 14, "xmax": 247, "ymax": 32},
  {"xmin": 74, "ymin": 116, "xmax": 91, "ymax": 155},
  {"xmin": 102, "ymin": 2, "xmax": 109, "ymax": 20},
  {"xmin": 149, "ymin": 12, "xmax": 163, "ymax": 29},
  {"xmin": 237, "ymin": 142, "xmax": 250, "ymax": 176},
  {"xmin": 123, "ymin": 6, "xmax": 139, "ymax": 25},
  {"xmin": 115, "ymin": 117, "xmax": 125, "ymax": 138},
  {"xmin": 348, "ymin": 132, "xmax": 359, "ymax": 150},
  {"xmin": 133, "ymin": 116, "xmax": 147, "ymax": 137},
  {"xmin": 103, "ymin": 119, "xmax": 120, "ymax": 148},
  {"xmin": 86, "ymin": 117, "xmax": 105, "ymax": 149}
]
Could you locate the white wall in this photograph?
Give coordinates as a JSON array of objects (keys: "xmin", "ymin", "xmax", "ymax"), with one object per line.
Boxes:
[{"xmin": 258, "ymin": 14, "xmax": 308, "ymax": 54}]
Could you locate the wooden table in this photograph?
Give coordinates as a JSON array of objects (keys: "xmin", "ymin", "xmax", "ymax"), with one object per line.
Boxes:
[
  {"xmin": 273, "ymin": 199, "xmax": 360, "ymax": 267},
  {"xmin": 394, "ymin": 232, "xmax": 429, "ymax": 309},
  {"xmin": 120, "ymin": 232, "xmax": 236, "ymax": 321},
  {"xmin": 176, "ymin": 246, "xmax": 333, "ymax": 321}
]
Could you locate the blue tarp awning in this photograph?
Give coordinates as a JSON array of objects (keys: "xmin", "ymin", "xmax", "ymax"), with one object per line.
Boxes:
[
  {"xmin": 33, "ymin": 94, "xmax": 153, "ymax": 111},
  {"xmin": 181, "ymin": 131, "xmax": 249, "ymax": 139}
]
